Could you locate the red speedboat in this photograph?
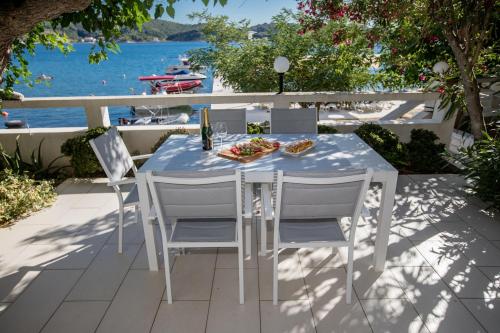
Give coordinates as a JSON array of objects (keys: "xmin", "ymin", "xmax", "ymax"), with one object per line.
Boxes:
[{"xmin": 156, "ymin": 80, "xmax": 202, "ymax": 93}]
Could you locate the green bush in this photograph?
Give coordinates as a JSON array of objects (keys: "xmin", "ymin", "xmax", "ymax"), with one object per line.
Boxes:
[
  {"xmin": 247, "ymin": 122, "xmax": 266, "ymax": 134},
  {"xmin": 406, "ymin": 129, "xmax": 446, "ymax": 173},
  {"xmin": 459, "ymin": 133, "xmax": 500, "ymax": 209},
  {"xmin": 354, "ymin": 123, "xmax": 407, "ymax": 168},
  {"xmin": 61, "ymin": 127, "xmax": 109, "ymax": 177},
  {"xmin": 151, "ymin": 128, "xmax": 190, "ymax": 153},
  {"xmin": 318, "ymin": 125, "xmax": 338, "ymax": 134},
  {"xmin": 1, "ymin": 138, "xmax": 66, "ymax": 180},
  {"xmin": 0, "ymin": 170, "xmax": 57, "ymax": 226}
]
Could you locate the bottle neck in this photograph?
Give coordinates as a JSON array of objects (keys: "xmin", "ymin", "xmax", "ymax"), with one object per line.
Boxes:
[{"xmin": 204, "ymin": 108, "xmax": 209, "ymax": 126}]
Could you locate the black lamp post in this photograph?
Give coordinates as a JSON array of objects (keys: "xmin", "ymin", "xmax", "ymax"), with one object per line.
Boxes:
[{"xmin": 273, "ymin": 56, "xmax": 290, "ymax": 94}]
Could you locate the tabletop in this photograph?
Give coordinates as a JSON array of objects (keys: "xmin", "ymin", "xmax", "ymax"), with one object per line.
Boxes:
[{"xmin": 138, "ymin": 134, "xmax": 398, "ymax": 182}]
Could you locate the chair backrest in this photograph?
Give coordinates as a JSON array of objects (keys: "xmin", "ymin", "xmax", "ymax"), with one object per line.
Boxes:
[
  {"xmin": 200, "ymin": 109, "xmax": 247, "ymax": 134},
  {"xmin": 146, "ymin": 170, "xmax": 243, "ymax": 225},
  {"xmin": 275, "ymin": 169, "xmax": 373, "ymax": 242},
  {"xmin": 89, "ymin": 127, "xmax": 134, "ymax": 182},
  {"xmin": 270, "ymin": 108, "xmax": 317, "ymax": 134}
]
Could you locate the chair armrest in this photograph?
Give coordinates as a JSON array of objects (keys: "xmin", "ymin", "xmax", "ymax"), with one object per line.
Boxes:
[
  {"xmin": 107, "ymin": 178, "xmax": 136, "ymax": 187},
  {"xmin": 131, "ymin": 153, "xmax": 153, "ymax": 161}
]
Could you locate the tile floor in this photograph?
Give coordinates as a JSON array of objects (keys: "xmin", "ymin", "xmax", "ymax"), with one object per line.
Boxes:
[{"xmin": 0, "ymin": 175, "xmax": 499, "ymax": 333}]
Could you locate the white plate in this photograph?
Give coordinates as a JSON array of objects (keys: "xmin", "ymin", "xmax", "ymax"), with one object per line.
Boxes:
[{"xmin": 280, "ymin": 140, "xmax": 316, "ymax": 157}]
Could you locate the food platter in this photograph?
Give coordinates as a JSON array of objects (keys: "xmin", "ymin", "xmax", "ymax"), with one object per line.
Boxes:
[
  {"xmin": 280, "ymin": 139, "xmax": 316, "ymax": 157},
  {"xmin": 217, "ymin": 137, "xmax": 280, "ymax": 163}
]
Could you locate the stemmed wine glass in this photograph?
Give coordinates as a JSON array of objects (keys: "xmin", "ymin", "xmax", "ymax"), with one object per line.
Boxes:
[{"xmin": 213, "ymin": 122, "xmax": 228, "ymax": 152}]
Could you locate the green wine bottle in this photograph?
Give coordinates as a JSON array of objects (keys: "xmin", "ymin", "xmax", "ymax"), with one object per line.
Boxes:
[{"xmin": 201, "ymin": 108, "xmax": 213, "ymax": 150}]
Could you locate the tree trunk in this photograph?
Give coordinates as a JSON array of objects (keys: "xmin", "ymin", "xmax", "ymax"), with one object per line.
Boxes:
[
  {"xmin": 0, "ymin": 0, "xmax": 91, "ymax": 82},
  {"xmin": 462, "ymin": 74, "xmax": 484, "ymax": 139},
  {"xmin": 444, "ymin": 31, "xmax": 485, "ymax": 140}
]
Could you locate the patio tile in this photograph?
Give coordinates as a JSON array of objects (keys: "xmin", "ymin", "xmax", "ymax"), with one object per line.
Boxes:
[
  {"xmin": 167, "ymin": 253, "xmax": 216, "ymax": 301},
  {"xmin": 386, "ymin": 236, "xmax": 430, "ymax": 267},
  {"xmin": 461, "ymin": 299, "xmax": 500, "ymax": 333},
  {"xmin": 211, "ymin": 269, "xmax": 259, "ymax": 303},
  {"xmin": 150, "ymin": 301, "xmax": 209, "ymax": 333},
  {"xmin": 67, "ymin": 243, "xmax": 140, "ymax": 301},
  {"xmin": 297, "ymin": 247, "xmax": 345, "ymax": 269},
  {"xmin": 432, "ymin": 221, "xmax": 484, "ymax": 242},
  {"xmin": 477, "ymin": 267, "xmax": 500, "ymax": 288},
  {"xmin": 130, "ymin": 243, "xmax": 164, "ymax": 270},
  {"xmin": 259, "ymin": 251, "xmax": 308, "ymax": 301},
  {"xmin": 390, "ymin": 266, "xmax": 485, "ymax": 333},
  {"xmin": 216, "ymin": 245, "xmax": 258, "ymax": 269},
  {"xmin": 454, "ymin": 238, "xmax": 500, "ymax": 266},
  {"xmin": 352, "ymin": 262, "xmax": 406, "ymax": 299},
  {"xmin": 96, "ymin": 270, "xmax": 164, "ymax": 333},
  {"xmin": 40, "ymin": 301, "xmax": 109, "ymax": 333},
  {"xmin": 361, "ymin": 298, "xmax": 431, "ymax": 333},
  {"xmin": 303, "ymin": 268, "xmax": 372, "ymax": 333},
  {"xmin": 106, "ymin": 214, "xmax": 146, "ymax": 245},
  {"xmin": 0, "ymin": 269, "xmax": 41, "ymax": 303},
  {"xmin": 0, "ymin": 269, "xmax": 82, "ymax": 333},
  {"xmin": 392, "ymin": 218, "xmax": 439, "ymax": 241},
  {"xmin": 260, "ymin": 300, "xmax": 315, "ymax": 333},
  {"xmin": 205, "ymin": 299, "xmax": 260, "ymax": 333}
]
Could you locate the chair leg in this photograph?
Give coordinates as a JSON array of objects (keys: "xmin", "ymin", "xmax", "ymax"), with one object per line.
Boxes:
[
  {"xmin": 260, "ymin": 213, "xmax": 267, "ymax": 256},
  {"xmin": 346, "ymin": 246, "xmax": 354, "ymax": 304},
  {"xmin": 272, "ymin": 246, "xmax": 279, "ymax": 305},
  {"xmin": 134, "ymin": 205, "xmax": 139, "ymax": 224},
  {"xmin": 238, "ymin": 241, "xmax": 245, "ymax": 304},
  {"xmin": 245, "ymin": 218, "xmax": 251, "ymax": 257},
  {"xmin": 118, "ymin": 207, "xmax": 124, "ymax": 254},
  {"xmin": 164, "ymin": 245, "xmax": 173, "ymax": 304}
]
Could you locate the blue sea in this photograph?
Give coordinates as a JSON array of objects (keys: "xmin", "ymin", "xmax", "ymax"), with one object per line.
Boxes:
[{"xmin": 8, "ymin": 41, "xmax": 213, "ymax": 127}]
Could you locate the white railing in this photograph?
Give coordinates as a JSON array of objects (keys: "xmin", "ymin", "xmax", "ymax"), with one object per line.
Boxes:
[{"xmin": 2, "ymin": 91, "xmax": 441, "ymax": 128}]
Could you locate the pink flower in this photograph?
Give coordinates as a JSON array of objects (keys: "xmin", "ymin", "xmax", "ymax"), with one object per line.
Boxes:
[
  {"xmin": 437, "ymin": 86, "xmax": 445, "ymax": 94},
  {"xmin": 418, "ymin": 73, "xmax": 426, "ymax": 81}
]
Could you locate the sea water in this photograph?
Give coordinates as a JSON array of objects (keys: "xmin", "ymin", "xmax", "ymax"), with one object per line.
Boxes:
[{"xmin": 7, "ymin": 41, "xmax": 213, "ymax": 127}]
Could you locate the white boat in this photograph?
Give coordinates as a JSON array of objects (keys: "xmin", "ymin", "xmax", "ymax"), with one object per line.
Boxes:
[
  {"xmin": 131, "ymin": 104, "xmax": 193, "ymax": 117},
  {"xmin": 118, "ymin": 113, "xmax": 190, "ymax": 126},
  {"xmin": 166, "ymin": 55, "xmax": 207, "ymax": 74}
]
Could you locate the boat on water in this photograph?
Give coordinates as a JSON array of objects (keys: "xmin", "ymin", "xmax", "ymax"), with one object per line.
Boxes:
[
  {"xmin": 139, "ymin": 72, "xmax": 206, "ymax": 82},
  {"xmin": 138, "ymin": 75, "xmax": 203, "ymax": 94},
  {"xmin": 131, "ymin": 104, "xmax": 193, "ymax": 117},
  {"xmin": 166, "ymin": 55, "xmax": 207, "ymax": 74},
  {"xmin": 118, "ymin": 113, "xmax": 190, "ymax": 126}
]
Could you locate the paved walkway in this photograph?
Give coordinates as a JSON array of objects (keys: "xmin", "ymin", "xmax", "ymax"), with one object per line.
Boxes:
[{"xmin": 0, "ymin": 175, "xmax": 499, "ymax": 333}]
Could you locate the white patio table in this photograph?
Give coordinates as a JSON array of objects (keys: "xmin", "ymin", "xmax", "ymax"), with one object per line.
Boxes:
[{"xmin": 136, "ymin": 134, "xmax": 398, "ymax": 271}]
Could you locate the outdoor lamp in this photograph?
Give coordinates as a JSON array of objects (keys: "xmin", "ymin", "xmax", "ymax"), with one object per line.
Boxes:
[
  {"xmin": 273, "ymin": 56, "xmax": 290, "ymax": 94},
  {"xmin": 433, "ymin": 61, "xmax": 449, "ymax": 75}
]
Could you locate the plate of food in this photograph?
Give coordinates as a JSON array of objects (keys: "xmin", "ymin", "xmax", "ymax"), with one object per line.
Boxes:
[
  {"xmin": 218, "ymin": 137, "xmax": 280, "ymax": 163},
  {"xmin": 281, "ymin": 139, "xmax": 315, "ymax": 157}
]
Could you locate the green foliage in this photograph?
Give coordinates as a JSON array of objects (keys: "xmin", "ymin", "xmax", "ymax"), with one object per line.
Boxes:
[
  {"xmin": 0, "ymin": 138, "xmax": 66, "ymax": 180},
  {"xmin": 247, "ymin": 122, "xmax": 266, "ymax": 134},
  {"xmin": 318, "ymin": 124, "xmax": 338, "ymax": 134},
  {"xmin": 61, "ymin": 127, "xmax": 109, "ymax": 177},
  {"xmin": 189, "ymin": 10, "xmax": 373, "ymax": 93},
  {"xmin": 0, "ymin": 169, "xmax": 56, "ymax": 226},
  {"xmin": 151, "ymin": 128, "xmax": 190, "ymax": 153},
  {"xmin": 459, "ymin": 132, "xmax": 500, "ymax": 210},
  {"xmin": 354, "ymin": 123, "xmax": 407, "ymax": 168},
  {"xmin": 1, "ymin": 1, "xmax": 225, "ymax": 95},
  {"xmin": 406, "ymin": 129, "xmax": 445, "ymax": 173}
]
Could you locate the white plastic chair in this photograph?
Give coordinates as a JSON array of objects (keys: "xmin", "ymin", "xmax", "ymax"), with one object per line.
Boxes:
[
  {"xmin": 147, "ymin": 170, "xmax": 245, "ymax": 304},
  {"xmin": 200, "ymin": 108, "xmax": 247, "ymax": 134},
  {"xmin": 272, "ymin": 169, "xmax": 373, "ymax": 305},
  {"xmin": 270, "ymin": 108, "xmax": 318, "ymax": 134},
  {"xmin": 89, "ymin": 127, "xmax": 152, "ymax": 253}
]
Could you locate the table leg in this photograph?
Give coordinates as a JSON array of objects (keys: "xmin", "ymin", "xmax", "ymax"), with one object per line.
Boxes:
[
  {"xmin": 373, "ymin": 176, "xmax": 397, "ymax": 271},
  {"xmin": 136, "ymin": 173, "xmax": 159, "ymax": 271}
]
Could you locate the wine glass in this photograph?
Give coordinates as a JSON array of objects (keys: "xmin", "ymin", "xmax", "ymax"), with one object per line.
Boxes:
[{"xmin": 213, "ymin": 122, "xmax": 228, "ymax": 151}]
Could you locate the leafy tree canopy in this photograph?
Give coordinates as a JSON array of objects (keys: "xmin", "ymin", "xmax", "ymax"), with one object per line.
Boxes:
[
  {"xmin": 189, "ymin": 10, "xmax": 375, "ymax": 93},
  {"xmin": 0, "ymin": 0, "xmax": 226, "ymax": 95}
]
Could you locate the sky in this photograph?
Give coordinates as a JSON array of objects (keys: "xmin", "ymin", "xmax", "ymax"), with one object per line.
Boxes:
[{"xmin": 164, "ymin": 0, "xmax": 296, "ymax": 25}]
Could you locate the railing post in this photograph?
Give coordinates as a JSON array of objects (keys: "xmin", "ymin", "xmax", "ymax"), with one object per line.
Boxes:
[{"xmin": 84, "ymin": 103, "xmax": 111, "ymax": 128}]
